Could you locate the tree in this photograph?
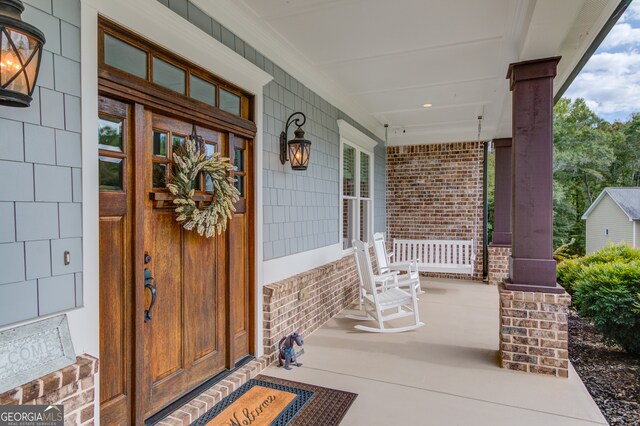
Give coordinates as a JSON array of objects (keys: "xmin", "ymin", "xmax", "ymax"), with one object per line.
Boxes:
[{"xmin": 552, "ymin": 98, "xmax": 636, "ymax": 254}]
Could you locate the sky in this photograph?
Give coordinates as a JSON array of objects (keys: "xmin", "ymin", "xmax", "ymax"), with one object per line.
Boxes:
[{"xmin": 565, "ymin": 1, "xmax": 640, "ymax": 123}]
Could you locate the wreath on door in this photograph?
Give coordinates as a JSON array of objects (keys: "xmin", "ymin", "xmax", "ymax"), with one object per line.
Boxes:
[{"xmin": 167, "ymin": 136, "xmax": 240, "ymax": 238}]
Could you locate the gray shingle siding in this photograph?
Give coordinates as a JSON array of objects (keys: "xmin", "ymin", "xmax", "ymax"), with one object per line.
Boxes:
[
  {"xmin": 160, "ymin": 0, "xmax": 386, "ymax": 260},
  {"xmin": 0, "ymin": 0, "xmax": 82, "ymax": 326}
]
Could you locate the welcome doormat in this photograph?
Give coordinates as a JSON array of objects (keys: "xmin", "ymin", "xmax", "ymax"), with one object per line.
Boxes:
[{"xmin": 191, "ymin": 375, "xmax": 357, "ymax": 426}]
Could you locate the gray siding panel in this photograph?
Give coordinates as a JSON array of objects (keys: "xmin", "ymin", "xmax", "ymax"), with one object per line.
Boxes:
[
  {"xmin": 0, "ymin": 281, "xmax": 38, "ymax": 325},
  {"xmin": 34, "ymin": 164, "xmax": 72, "ymax": 202},
  {"xmin": 25, "ymin": 240, "xmax": 52, "ymax": 280},
  {"xmin": 24, "ymin": 124, "xmax": 56, "ymax": 165},
  {"xmin": 0, "ymin": 118, "xmax": 25, "ymax": 162},
  {"xmin": 0, "ymin": 243, "xmax": 26, "ymax": 285},
  {"xmin": 0, "ymin": 161, "xmax": 34, "ymax": 202},
  {"xmin": 38, "ymin": 274, "xmax": 76, "ymax": 315},
  {"xmin": 0, "ymin": 203, "xmax": 15, "ymax": 243},
  {"xmin": 15, "ymin": 202, "xmax": 59, "ymax": 241},
  {"xmin": 50, "ymin": 237, "xmax": 82, "ymax": 276},
  {"xmin": 0, "ymin": 0, "xmax": 82, "ymax": 327}
]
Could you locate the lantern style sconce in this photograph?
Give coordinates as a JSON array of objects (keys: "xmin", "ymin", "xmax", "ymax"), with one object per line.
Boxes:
[
  {"xmin": 0, "ymin": 0, "xmax": 46, "ymax": 107},
  {"xmin": 280, "ymin": 112, "xmax": 312, "ymax": 171}
]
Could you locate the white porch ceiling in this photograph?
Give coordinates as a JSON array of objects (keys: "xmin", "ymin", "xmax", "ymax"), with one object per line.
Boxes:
[{"xmin": 196, "ymin": 0, "xmax": 622, "ymax": 145}]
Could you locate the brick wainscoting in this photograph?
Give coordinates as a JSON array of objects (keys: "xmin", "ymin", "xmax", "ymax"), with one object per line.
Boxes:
[
  {"xmin": 0, "ymin": 354, "xmax": 98, "ymax": 425},
  {"xmin": 498, "ymin": 284, "xmax": 571, "ymax": 377},
  {"xmin": 488, "ymin": 245, "xmax": 511, "ymax": 285},
  {"xmin": 263, "ymin": 254, "xmax": 359, "ymax": 363},
  {"xmin": 387, "ymin": 142, "xmax": 485, "ymax": 281}
]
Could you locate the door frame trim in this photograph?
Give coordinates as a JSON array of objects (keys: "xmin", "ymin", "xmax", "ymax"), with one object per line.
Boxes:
[{"xmin": 81, "ymin": 0, "xmax": 272, "ymax": 422}]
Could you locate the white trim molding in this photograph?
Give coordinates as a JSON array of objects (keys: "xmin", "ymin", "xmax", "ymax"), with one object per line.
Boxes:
[
  {"xmin": 337, "ymin": 119, "xmax": 379, "ymax": 152},
  {"xmin": 263, "ymin": 243, "xmax": 343, "ymax": 285}
]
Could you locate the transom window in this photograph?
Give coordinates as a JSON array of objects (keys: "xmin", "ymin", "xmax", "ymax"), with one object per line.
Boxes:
[{"xmin": 99, "ymin": 19, "xmax": 249, "ymax": 118}]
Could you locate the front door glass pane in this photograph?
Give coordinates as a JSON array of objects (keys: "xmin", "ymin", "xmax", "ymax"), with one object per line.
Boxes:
[
  {"xmin": 234, "ymin": 149, "xmax": 244, "ymax": 171},
  {"xmin": 152, "ymin": 163, "xmax": 166, "ymax": 188},
  {"xmin": 219, "ymin": 88, "xmax": 241, "ymax": 115},
  {"xmin": 98, "ymin": 115, "xmax": 123, "ymax": 152},
  {"xmin": 190, "ymin": 75, "xmax": 216, "ymax": 106},
  {"xmin": 205, "ymin": 143, "xmax": 216, "ymax": 159},
  {"xmin": 104, "ymin": 34, "xmax": 147, "ymax": 79},
  {"xmin": 152, "ymin": 57, "xmax": 185, "ymax": 94},
  {"xmin": 99, "ymin": 156, "xmax": 123, "ymax": 191},
  {"xmin": 153, "ymin": 132, "xmax": 167, "ymax": 157}
]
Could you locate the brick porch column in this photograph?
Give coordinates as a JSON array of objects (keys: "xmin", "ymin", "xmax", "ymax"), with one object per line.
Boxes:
[
  {"xmin": 506, "ymin": 57, "xmax": 563, "ymax": 294},
  {"xmin": 492, "ymin": 138, "xmax": 512, "ymax": 246},
  {"xmin": 499, "ymin": 58, "xmax": 570, "ymax": 377}
]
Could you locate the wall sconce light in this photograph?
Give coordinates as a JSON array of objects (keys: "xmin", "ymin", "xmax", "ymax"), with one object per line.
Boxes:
[
  {"xmin": 280, "ymin": 112, "xmax": 312, "ymax": 171},
  {"xmin": 0, "ymin": 0, "xmax": 46, "ymax": 107}
]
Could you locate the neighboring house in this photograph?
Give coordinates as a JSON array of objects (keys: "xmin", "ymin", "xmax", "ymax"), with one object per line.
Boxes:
[{"xmin": 582, "ymin": 188, "xmax": 640, "ymax": 253}]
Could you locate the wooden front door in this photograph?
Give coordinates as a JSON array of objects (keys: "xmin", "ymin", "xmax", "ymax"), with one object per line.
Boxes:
[
  {"xmin": 99, "ymin": 100, "xmax": 254, "ymax": 424},
  {"xmin": 142, "ymin": 113, "xmax": 228, "ymax": 416}
]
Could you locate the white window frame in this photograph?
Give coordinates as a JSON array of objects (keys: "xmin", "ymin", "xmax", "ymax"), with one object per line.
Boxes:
[{"xmin": 338, "ymin": 120, "xmax": 377, "ymax": 254}]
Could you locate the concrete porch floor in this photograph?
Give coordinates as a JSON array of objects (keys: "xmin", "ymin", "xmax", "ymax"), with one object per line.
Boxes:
[{"xmin": 264, "ymin": 278, "xmax": 607, "ymax": 426}]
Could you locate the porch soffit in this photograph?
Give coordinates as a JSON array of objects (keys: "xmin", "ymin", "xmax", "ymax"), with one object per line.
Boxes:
[{"xmin": 194, "ymin": 0, "xmax": 622, "ymax": 146}]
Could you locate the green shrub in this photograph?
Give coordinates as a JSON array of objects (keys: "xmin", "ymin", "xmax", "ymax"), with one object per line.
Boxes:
[
  {"xmin": 557, "ymin": 258, "xmax": 582, "ymax": 294},
  {"xmin": 557, "ymin": 244, "xmax": 640, "ymax": 294},
  {"xmin": 572, "ymin": 261, "xmax": 640, "ymax": 355}
]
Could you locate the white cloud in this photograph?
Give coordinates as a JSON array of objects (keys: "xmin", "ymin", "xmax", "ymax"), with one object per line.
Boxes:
[
  {"xmin": 618, "ymin": 0, "xmax": 640, "ymax": 23},
  {"xmin": 620, "ymin": 1, "xmax": 640, "ymax": 22},
  {"xmin": 600, "ymin": 23, "xmax": 640, "ymax": 49},
  {"xmin": 565, "ymin": 51, "xmax": 640, "ymax": 121}
]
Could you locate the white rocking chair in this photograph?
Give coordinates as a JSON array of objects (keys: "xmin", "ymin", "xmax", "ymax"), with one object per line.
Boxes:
[
  {"xmin": 347, "ymin": 240, "xmax": 424, "ymax": 333},
  {"xmin": 373, "ymin": 232, "xmax": 423, "ymax": 294}
]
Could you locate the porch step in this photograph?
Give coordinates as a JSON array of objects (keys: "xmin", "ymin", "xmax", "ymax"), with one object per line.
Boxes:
[{"xmin": 154, "ymin": 356, "xmax": 270, "ymax": 426}]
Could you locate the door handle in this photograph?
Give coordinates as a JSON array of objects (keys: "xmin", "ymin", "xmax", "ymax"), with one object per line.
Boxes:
[{"xmin": 144, "ymin": 268, "xmax": 156, "ymax": 323}]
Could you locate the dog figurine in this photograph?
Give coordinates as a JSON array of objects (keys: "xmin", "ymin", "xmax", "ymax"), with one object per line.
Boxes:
[{"xmin": 278, "ymin": 331, "xmax": 304, "ymax": 370}]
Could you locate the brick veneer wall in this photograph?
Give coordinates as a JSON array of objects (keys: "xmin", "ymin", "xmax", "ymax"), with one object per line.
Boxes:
[
  {"xmin": 387, "ymin": 142, "xmax": 485, "ymax": 280},
  {"xmin": 263, "ymin": 255, "xmax": 359, "ymax": 362},
  {"xmin": 0, "ymin": 354, "xmax": 98, "ymax": 425},
  {"xmin": 488, "ymin": 245, "xmax": 511, "ymax": 285},
  {"xmin": 498, "ymin": 284, "xmax": 570, "ymax": 377}
]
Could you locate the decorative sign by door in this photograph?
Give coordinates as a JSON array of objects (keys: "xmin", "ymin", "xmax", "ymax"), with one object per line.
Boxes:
[{"xmin": 0, "ymin": 315, "xmax": 76, "ymax": 393}]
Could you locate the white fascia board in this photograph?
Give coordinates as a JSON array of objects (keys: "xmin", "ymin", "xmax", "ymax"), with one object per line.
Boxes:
[
  {"xmin": 338, "ymin": 119, "xmax": 379, "ymax": 152},
  {"xmin": 192, "ymin": 0, "xmax": 385, "ymax": 141}
]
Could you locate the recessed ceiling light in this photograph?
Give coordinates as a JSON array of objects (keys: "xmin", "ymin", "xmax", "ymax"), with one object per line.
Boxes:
[{"xmin": 423, "ymin": 103, "xmax": 433, "ymax": 108}]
